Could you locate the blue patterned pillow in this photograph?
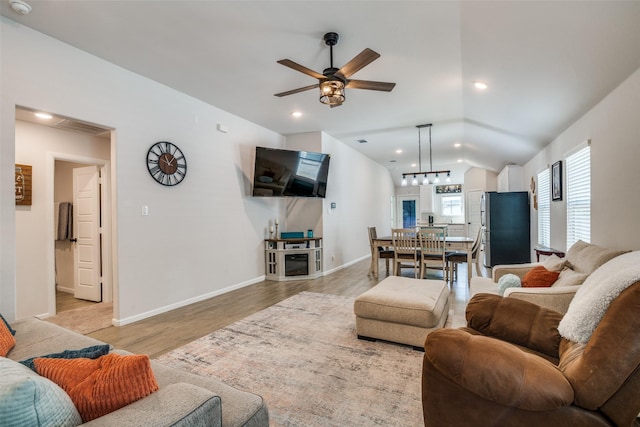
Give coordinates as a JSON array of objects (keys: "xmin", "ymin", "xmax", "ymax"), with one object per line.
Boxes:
[
  {"xmin": 498, "ymin": 273, "xmax": 522, "ymax": 295},
  {"xmin": 0, "ymin": 312, "xmax": 16, "ymax": 336},
  {"xmin": 20, "ymin": 344, "xmax": 110, "ymax": 372},
  {"xmin": 0, "ymin": 357, "xmax": 82, "ymax": 427}
]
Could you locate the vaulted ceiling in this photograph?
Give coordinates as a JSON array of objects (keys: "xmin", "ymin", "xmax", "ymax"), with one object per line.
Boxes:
[{"xmin": 3, "ymin": 1, "xmax": 640, "ymax": 185}]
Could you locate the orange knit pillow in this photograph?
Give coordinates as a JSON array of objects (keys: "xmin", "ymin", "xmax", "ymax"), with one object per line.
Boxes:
[
  {"xmin": 0, "ymin": 318, "xmax": 16, "ymax": 357},
  {"xmin": 34, "ymin": 353, "xmax": 159, "ymax": 422},
  {"xmin": 521, "ymin": 266, "xmax": 560, "ymax": 288}
]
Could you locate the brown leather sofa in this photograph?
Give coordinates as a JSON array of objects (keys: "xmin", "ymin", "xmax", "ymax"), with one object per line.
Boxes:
[{"xmin": 421, "ymin": 283, "xmax": 640, "ymax": 427}]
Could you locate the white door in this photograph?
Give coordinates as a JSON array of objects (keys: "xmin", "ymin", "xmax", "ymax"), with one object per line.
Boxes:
[
  {"xmin": 466, "ymin": 189, "xmax": 484, "ymax": 239},
  {"xmin": 73, "ymin": 165, "xmax": 102, "ymax": 302}
]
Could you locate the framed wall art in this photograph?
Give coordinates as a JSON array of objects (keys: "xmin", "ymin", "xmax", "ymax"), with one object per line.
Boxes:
[
  {"xmin": 15, "ymin": 164, "xmax": 32, "ymax": 206},
  {"xmin": 435, "ymin": 184, "xmax": 462, "ymax": 194},
  {"xmin": 552, "ymin": 160, "xmax": 562, "ymax": 201}
]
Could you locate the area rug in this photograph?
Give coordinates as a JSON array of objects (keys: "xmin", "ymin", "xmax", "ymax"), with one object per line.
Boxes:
[
  {"xmin": 44, "ymin": 302, "xmax": 113, "ymax": 335},
  {"xmin": 156, "ymin": 292, "xmax": 424, "ymax": 427}
]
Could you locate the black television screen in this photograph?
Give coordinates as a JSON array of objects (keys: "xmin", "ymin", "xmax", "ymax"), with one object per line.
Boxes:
[{"xmin": 252, "ymin": 147, "xmax": 330, "ymax": 198}]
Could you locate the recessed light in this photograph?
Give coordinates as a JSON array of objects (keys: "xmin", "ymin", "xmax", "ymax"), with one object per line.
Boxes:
[
  {"xmin": 454, "ymin": 143, "xmax": 461, "ymax": 148},
  {"xmin": 411, "ymin": 163, "xmax": 417, "ymax": 168},
  {"xmin": 34, "ymin": 112, "xmax": 53, "ymax": 120},
  {"xmin": 10, "ymin": 0, "xmax": 32, "ymax": 15},
  {"xmin": 290, "ymin": 111, "xmax": 302, "ymax": 118},
  {"xmin": 457, "ymin": 159, "xmax": 463, "ymax": 163},
  {"xmin": 395, "ymin": 149, "xmax": 403, "ymax": 154},
  {"xmin": 473, "ymin": 81, "xmax": 488, "ymax": 90}
]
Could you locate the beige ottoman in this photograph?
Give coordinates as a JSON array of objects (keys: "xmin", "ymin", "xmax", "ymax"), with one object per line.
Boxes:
[{"xmin": 354, "ymin": 276, "xmax": 450, "ymax": 349}]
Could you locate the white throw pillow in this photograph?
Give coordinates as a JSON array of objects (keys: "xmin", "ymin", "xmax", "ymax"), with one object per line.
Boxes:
[
  {"xmin": 542, "ymin": 254, "xmax": 567, "ymax": 272},
  {"xmin": 558, "ymin": 251, "xmax": 640, "ymax": 343}
]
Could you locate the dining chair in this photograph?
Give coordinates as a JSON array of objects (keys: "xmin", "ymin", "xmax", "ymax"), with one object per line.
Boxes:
[
  {"xmin": 391, "ymin": 228, "xmax": 420, "ymax": 278},
  {"xmin": 418, "ymin": 227, "xmax": 448, "ymax": 280},
  {"xmin": 367, "ymin": 226, "xmax": 394, "ymax": 277},
  {"xmin": 446, "ymin": 226, "xmax": 483, "ymax": 282}
]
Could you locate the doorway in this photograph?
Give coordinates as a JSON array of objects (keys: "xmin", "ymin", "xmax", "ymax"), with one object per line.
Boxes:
[
  {"xmin": 14, "ymin": 107, "xmax": 115, "ymax": 323},
  {"xmin": 54, "ymin": 161, "xmax": 107, "ymax": 312},
  {"xmin": 396, "ymin": 195, "xmax": 418, "ymax": 228}
]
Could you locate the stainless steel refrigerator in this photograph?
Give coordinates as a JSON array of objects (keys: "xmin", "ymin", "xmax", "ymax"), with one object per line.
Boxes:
[{"xmin": 481, "ymin": 191, "xmax": 530, "ymax": 267}]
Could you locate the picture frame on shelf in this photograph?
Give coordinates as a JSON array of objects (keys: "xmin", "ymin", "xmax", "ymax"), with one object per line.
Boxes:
[{"xmin": 552, "ymin": 160, "xmax": 562, "ymax": 201}]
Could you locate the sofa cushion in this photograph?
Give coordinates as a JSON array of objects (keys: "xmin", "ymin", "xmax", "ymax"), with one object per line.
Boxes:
[
  {"xmin": 8, "ymin": 318, "xmax": 108, "ymax": 362},
  {"xmin": 552, "ymin": 268, "xmax": 589, "ymax": 288},
  {"xmin": 565, "ymin": 240, "xmax": 628, "ymax": 275},
  {"xmin": 35, "ymin": 353, "xmax": 159, "ymax": 422},
  {"xmin": 0, "ymin": 357, "xmax": 82, "ymax": 427},
  {"xmin": 20, "ymin": 344, "xmax": 110, "ymax": 371},
  {"xmin": 542, "ymin": 254, "xmax": 567, "ymax": 272},
  {"xmin": 522, "ymin": 266, "xmax": 560, "ymax": 288},
  {"xmin": 0, "ymin": 317, "xmax": 16, "ymax": 357}
]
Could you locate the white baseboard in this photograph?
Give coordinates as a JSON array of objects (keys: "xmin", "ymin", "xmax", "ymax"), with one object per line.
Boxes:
[
  {"xmin": 323, "ymin": 254, "xmax": 369, "ymax": 276},
  {"xmin": 113, "ymin": 275, "xmax": 266, "ymax": 326}
]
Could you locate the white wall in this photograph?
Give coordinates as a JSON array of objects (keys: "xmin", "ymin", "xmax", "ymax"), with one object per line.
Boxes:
[
  {"xmin": 1, "ymin": 19, "xmax": 393, "ymax": 322},
  {"xmin": 524, "ymin": 66, "xmax": 640, "ymax": 252},
  {"xmin": 285, "ymin": 132, "xmax": 396, "ymax": 273}
]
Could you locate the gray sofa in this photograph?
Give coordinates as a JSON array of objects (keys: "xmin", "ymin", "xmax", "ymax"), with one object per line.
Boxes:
[{"xmin": 6, "ymin": 317, "xmax": 269, "ymax": 427}]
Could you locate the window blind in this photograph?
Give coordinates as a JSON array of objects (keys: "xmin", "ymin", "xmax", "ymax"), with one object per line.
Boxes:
[
  {"xmin": 537, "ymin": 168, "xmax": 550, "ymax": 247},
  {"xmin": 566, "ymin": 145, "xmax": 591, "ymax": 247}
]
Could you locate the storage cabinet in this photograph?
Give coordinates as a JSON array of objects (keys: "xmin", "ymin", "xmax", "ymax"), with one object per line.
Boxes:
[
  {"xmin": 420, "ymin": 184, "xmax": 434, "ymax": 212},
  {"xmin": 265, "ymin": 237, "xmax": 322, "ymax": 281},
  {"xmin": 447, "ymin": 224, "xmax": 466, "ymax": 237}
]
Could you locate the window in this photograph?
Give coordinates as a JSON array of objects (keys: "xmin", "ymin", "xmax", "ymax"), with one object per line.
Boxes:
[
  {"xmin": 537, "ymin": 169, "xmax": 550, "ymax": 247},
  {"xmin": 566, "ymin": 144, "xmax": 591, "ymax": 248},
  {"xmin": 441, "ymin": 195, "xmax": 463, "ymax": 216}
]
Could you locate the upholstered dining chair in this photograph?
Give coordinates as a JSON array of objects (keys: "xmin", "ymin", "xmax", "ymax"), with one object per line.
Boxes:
[
  {"xmin": 422, "ymin": 251, "xmax": 640, "ymax": 427},
  {"xmin": 418, "ymin": 227, "xmax": 447, "ymax": 280},
  {"xmin": 446, "ymin": 226, "xmax": 483, "ymax": 282},
  {"xmin": 391, "ymin": 228, "xmax": 419, "ymax": 278},
  {"xmin": 367, "ymin": 226, "xmax": 394, "ymax": 277}
]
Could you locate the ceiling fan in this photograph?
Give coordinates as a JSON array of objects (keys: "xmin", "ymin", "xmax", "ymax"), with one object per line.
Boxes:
[{"xmin": 274, "ymin": 32, "xmax": 396, "ymax": 107}]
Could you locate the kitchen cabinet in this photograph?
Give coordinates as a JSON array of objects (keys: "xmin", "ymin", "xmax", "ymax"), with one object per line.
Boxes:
[
  {"xmin": 420, "ymin": 184, "xmax": 434, "ymax": 212},
  {"xmin": 447, "ymin": 224, "xmax": 466, "ymax": 238}
]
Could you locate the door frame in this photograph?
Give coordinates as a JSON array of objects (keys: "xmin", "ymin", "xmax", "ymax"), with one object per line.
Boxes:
[{"xmin": 45, "ymin": 151, "xmax": 114, "ymax": 316}]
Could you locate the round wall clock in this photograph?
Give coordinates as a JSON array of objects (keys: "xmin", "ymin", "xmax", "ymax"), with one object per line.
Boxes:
[{"xmin": 146, "ymin": 141, "xmax": 187, "ymax": 186}]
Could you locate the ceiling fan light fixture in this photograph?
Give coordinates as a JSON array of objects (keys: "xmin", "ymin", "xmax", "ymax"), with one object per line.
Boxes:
[{"xmin": 319, "ymin": 80, "xmax": 345, "ymax": 105}]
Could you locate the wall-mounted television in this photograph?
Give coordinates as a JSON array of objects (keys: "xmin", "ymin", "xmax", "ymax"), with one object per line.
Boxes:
[{"xmin": 252, "ymin": 147, "xmax": 330, "ymax": 198}]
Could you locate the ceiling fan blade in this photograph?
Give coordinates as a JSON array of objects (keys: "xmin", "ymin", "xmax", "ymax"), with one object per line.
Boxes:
[
  {"xmin": 336, "ymin": 48, "xmax": 380, "ymax": 79},
  {"xmin": 277, "ymin": 59, "xmax": 325, "ymax": 80},
  {"xmin": 274, "ymin": 84, "xmax": 319, "ymax": 97},
  {"xmin": 346, "ymin": 79, "xmax": 396, "ymax": 92}
]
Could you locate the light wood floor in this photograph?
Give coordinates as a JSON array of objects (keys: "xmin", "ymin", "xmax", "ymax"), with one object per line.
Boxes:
[
  {"xmin": 88, "ymin": 258, "xmax": 484, "ymax": 359},
  {"xmin": 56, "ymin": 290, "xmax": 98, "ymax": 312}
]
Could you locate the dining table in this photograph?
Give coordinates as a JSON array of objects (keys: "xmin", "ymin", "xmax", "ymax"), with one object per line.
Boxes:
[{"xmin": 372, "ymin": 235, "xmax": 475, "ymax": 284}]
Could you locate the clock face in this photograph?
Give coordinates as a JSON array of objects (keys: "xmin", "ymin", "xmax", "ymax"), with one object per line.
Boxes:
[{"xmin": 146, "ymin": 141, "xmax": 187, "ymax": 186}]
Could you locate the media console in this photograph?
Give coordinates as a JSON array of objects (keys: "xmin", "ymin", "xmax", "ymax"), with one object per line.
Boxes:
[{"xmin": 264, "ymin": 237, "xmax": 322, "ymax": 281}]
